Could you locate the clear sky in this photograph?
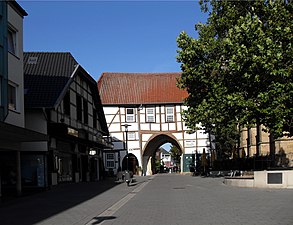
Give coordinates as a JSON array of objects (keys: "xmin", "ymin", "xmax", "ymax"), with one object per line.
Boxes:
[{"xmin": 19, "ymin": 0, "xmax": 207, "ymax": 81}]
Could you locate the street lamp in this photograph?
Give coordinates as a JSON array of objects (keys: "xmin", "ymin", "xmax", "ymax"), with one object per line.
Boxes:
[{"xmin": 122, "ymin": 124, "xmax": 131, "ymax": 171}]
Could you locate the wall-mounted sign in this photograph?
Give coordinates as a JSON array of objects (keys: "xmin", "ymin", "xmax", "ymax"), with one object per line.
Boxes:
[
  {"xmin": 68, "ymin": 127, "xmax": 78, "ymax": 137},
  {"xmin": 185, "ymin": 140, "xmax": 196, "ymax": 147}
]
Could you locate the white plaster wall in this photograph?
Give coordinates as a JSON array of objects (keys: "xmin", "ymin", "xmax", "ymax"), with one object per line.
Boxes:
[
  {"xmin": 103, "ymin": 107, "xmax": 119, "ymax": 114},
  {"xmin": 109, "ymin": 123, "xmax": 121, "ymax": 132},
  {"xmin": 140, "ymin": 124, "xmax": 150, "ymax": 130},
  {"xmin": 150, "ymin": 123, "xmax": 160, "ymax": 130},
  {"xmin": 161, "ymin": 123, "xmax": 168, "ymax": 130},
  {"xmin": 128, "ymin": 140, "xmax": 140, "ymax": 149},
  {"xmin": 173, "ymin": 132, "xmax": 183, "ymax": 140},
  {"xmin": 142, "ymin": 134, "xmax": 152, "ymax": 142}
]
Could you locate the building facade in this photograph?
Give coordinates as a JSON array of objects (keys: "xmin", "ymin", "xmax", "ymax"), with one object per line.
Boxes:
[
  {"xmin": 240, "ymin": 125, "xmax": 293, "ymax": 167},
  {"xmin": 0, "ymin": 1, "xmax": 47, "ymax": 197},
  {"xmin": 98, "ymin": 72, "xmax": 211, "ymax": 175},
  {"xmin": 23, "ymin": 52, "xmax": 112, "ymax": 187}
]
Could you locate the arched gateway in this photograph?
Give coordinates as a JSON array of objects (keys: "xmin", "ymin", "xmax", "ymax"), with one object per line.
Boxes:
[
  {"xmin": 143, "ymin": 134, "xmax": 182, "ymax": 175},
  {"xmin": 98, "ymin": 72, "xmax": 212, "ymax": 175}
]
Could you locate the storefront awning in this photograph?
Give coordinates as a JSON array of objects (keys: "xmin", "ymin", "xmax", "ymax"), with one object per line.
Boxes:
[{"xmin": 0, "ymin": 121, "xmax": 48, "ymax": 142}]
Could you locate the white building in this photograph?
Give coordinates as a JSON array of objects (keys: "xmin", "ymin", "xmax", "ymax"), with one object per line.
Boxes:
[
  {"xmin": 98, "ymin": 72, "xmax": 211, "ymax": 175},
  {"xmin": 0, "ymin": 1, "xmax": 47, "ymax": 197}
]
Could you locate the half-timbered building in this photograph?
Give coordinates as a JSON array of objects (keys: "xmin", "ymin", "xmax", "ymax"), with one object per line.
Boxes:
[
  {"xmin": 23, "ymin": 52, "xmax": 112, "ymax": 187},
  {"xmin": 98, "ymin": 72, "xmax": 212, "ymax": 175}
]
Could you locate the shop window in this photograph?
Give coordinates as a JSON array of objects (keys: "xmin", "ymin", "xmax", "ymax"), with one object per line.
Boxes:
[{"xmin": 21, "ymin": 155, "xmax": 45, "ymax": 187}]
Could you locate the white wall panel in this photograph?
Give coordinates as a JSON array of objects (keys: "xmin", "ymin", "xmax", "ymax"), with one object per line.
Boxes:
[
  {"xmin": 103, "ymin": 107, "xmax": 119, "ymax": 114},
  {"xmin": 142, "ymin": 134, "xmax": 152, "ymax": 142},
  {"xmin": 140, "ymin": 124, "xmax": 150, "ymax": 130},
  {"xmin": 108, "ymin": 123, "xmax": 121, "ymax": 133},
  {"xmin": 128, "ymin": 141, "xmax": 140, "ymax": 149},
  {"xmin": 173, "ymin": 132, "xmax": 183, "ymax": 140},
  {"xmin": 168, "ymin": 123, "xmax": 175, "ymax": 130},
  {"xmin": 161, "ymin": 123, "xmax": 168, "ymax": 131},
  {"xmin": 150, "ymin": 123, "xmax": 160, "ymax": 131}
]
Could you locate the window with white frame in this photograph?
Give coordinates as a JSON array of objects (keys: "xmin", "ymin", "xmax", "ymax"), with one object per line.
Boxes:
[
  {"xmin": 8, "ymin": 82, "xmax": 17, "ymax": 111},
  {"xmin": 126, "ymin": 108, "xmax": 135, "ymax": 122},
  {"xmin": 166, "ymin": 106, "xmax": 174, "ymax": 122},
  {"xmin": 8, "ymin": 27, "xmax": 17, "ymax": 55},
  {"xmin": 128, "ymin": 132, "xmax": 136, "ymax": 140},
  {"xmin": 146, "ymin": 107, "xmax": 155, "ymax": 122},
  {"xmin": 106, "ymin": 153, "xmax": 115, "ymax": 168}
]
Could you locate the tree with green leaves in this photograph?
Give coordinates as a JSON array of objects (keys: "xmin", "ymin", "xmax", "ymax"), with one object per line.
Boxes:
[
  {"xmin": 169, "ymin": 145, "xmax": 182, "ymax": 164},
  {"xmin": 177, "ymin": 0, "xmax": 292, "ymax": 157}
]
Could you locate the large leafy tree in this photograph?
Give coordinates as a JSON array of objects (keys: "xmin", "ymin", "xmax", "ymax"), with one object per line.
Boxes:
[{"xmin": 177, "ymin": 0, "xmax": 292, "ymax": 156}]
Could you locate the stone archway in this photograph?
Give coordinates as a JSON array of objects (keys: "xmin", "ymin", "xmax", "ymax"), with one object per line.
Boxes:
[
  {"xmin": 142, "ymin": 134, "xmax": 183, "ymax": 176},
  {"xmin": 122, "ymin": 153, "xmax": 139, "ymax": 174}
]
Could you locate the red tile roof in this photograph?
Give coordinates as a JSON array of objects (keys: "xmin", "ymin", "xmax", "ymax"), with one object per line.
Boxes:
[{"xmin": 98, "ymin": 72, "xmax": 188, "ymax": 105}]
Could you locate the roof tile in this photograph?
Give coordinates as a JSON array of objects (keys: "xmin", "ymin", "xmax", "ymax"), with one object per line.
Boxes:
[{"xmin": 98, "ymin": 72, "xmax": 188, "ymax": 105}]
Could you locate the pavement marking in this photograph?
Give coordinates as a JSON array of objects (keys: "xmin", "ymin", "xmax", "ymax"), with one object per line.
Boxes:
[{"xmin": 85, "ymin": 178, "xmax": 151, "ymax": 225}]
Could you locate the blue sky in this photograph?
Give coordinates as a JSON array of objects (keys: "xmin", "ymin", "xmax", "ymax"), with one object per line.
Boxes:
[{"xmin": 19, "ymin": 0, "xmax": 207, "ymax": 81}]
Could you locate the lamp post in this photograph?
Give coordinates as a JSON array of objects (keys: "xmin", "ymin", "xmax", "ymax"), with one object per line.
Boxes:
[{"xmin": 122, "ymin": 124, "xmax": 131, "ymax": 171}]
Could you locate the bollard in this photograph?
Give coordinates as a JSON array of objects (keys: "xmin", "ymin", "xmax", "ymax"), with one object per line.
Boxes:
[{"xmin": 125, "ymin": 170, "xmax": 131, "ymax": 186}]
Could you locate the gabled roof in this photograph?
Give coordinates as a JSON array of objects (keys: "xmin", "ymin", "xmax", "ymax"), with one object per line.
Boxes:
[
  {"xmin": 8, "ymin": 0, "xmax": 28, "ymax": 17},
  {"xmin": 24, "ymin": 52, "xmax": 78, "ymax": 108},
  {"xmin": 159, "ymin": 147, "xmax": 170, "ymax": 155},
  {"xmin": 97, "ymin": 72, "xmax": 188, "ymax": 105},
  {"xmin": 24, "ymin": 52, "xmax": 109, "ymax": 135}
]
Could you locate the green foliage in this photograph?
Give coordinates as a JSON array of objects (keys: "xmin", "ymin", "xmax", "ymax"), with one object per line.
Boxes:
[
  {"xmin": 169, "ymin": 145, "xmax": 182, "ymax": 163},
  {"xmin": 177, "ymin": 0, "xmax": 293, "ymax": 154}
]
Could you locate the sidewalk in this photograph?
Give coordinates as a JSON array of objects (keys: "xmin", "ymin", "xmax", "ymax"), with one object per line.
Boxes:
[{"xmin": 0, "ymin": 175, "xmax": 150, "ymax": 225}]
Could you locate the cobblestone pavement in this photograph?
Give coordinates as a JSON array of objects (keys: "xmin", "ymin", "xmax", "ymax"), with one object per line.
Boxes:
[
  {"xmin": 100, "ymin": 174, "xmax": 293, "ymax": 225},
  {"xmin": 1, "ymin": 174, "xmax": 293, "ymax": 225}
]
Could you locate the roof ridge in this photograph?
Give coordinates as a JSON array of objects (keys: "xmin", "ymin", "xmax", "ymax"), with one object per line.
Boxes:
[
  {"xmin": 24, "ymin": 51, "xmax": 72, "ymax": 54},
  {"xmin": 100, "ymin": 72, "xmax": 182, "ymax": 77}
]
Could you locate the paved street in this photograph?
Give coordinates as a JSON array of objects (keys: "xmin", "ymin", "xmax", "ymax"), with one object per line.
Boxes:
[{"xmin": 1, "ymin": 174, "xmax": 293, "ymax": 225}]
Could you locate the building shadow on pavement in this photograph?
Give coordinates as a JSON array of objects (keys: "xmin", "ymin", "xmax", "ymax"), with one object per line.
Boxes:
[{"xmin": 0, "ymin": 177, "xmax": 119, "ymax": 225}]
